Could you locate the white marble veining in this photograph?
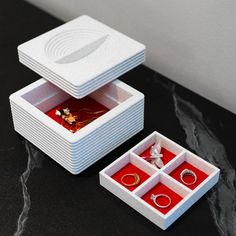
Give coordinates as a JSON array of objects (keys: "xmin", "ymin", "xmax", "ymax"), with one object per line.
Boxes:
[
  {"xmin": 173, "ymin": 87, "xmax": 236, "ymax": 236},
  {"xmin": 14, "ymin": 141, "xmax": 44, "ymax": 236}
]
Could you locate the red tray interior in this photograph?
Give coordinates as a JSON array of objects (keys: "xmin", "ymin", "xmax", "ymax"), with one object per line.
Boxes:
[
  {"xmin": 112, "ymin": 163, "xmax": 150, "ymax": 192},
  {"xmin": 45, "ymin": 97, "xmax": 109, "ymax": 133},
  {"xmin": 141, "ymin": 182, "xmax": 183, "ymax": 214},
  {"xmin": 169, "ymin": 161, "xmax": 209, "ymax": 190}
]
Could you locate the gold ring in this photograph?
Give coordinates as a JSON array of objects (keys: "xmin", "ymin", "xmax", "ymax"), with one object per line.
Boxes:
[
  {"xmin": 120, "ymin": 173, "xmax": 140, "ymax": 187},
  {"xmin": 180, "ymin": 169, "xmax": 197, "ymax": 185},
  {"xmin": 150, "ymin": 194, "xmax": 172, "ymax": 208}
]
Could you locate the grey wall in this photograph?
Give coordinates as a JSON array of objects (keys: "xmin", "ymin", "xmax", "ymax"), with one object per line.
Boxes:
[{"xmin": 26, "ymin": 0, "xmax": 236, "ymax": 114}]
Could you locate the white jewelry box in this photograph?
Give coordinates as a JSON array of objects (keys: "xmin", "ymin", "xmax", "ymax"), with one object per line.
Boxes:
[
  {"xmin": 9, "ymin": 15, "xmax": 145, "ymax": 174},
  {"xmin": 10, "ymin": 79, "xmax": 144, "ymax": 174},
  {"xmin": 99, "ymin": 131, "xmax": 220, "ymax": 229}
]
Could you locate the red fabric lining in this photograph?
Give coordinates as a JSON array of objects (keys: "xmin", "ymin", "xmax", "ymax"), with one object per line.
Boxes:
[
  {"xmin": 141, "ymin": 182, "xmax": 183, "ymax": 214},
  {"xmin": 140, "ymin": 144, "xmax": 176, "ymax": 168},
  {"xmin": 169, "ymin": 161, "xmax": 209, "ymax": 190},
  {"xmin": 111, "ymin": 163, "xmax": 150, "ymax": 192},
  {"xmin": 45, "ymin": 97, "xmax": 109, "ymax": 133}
]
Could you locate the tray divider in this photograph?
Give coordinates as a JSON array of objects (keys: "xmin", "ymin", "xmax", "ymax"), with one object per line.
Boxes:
[
  {"xmin": 161, "ymin": 172, "xmax": 192, "ymax": 196},
  {"xmin": 132, "ymin": 171, "xmax": 160, "ymax": 196},
  {"xmin": 130, "ymin": 152, "xmax": 159, "ymax": 174},
  {"xmin": 162, "ymin": 151, "xmax": 186, "ymax": 174}
]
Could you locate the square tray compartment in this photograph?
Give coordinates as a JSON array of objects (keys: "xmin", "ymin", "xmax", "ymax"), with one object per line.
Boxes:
[
  {"xmin": 9, "ymin": 78, "xmax": 144, "ymax": 174},
  {"xmin": 99, "ymin": 131, "xmax": 220, "ymax": 229},
  {"xmin": 132, "ymin": 131, "xmax": 184, "ymax": 168}
]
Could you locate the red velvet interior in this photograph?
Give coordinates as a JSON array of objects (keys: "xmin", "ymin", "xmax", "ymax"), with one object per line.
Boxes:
[
  {"xmin": 142, "ymin": 182, "xmax": 183, "ymax": 214},
  {"xmin": 112, "ymin": 163, "xmax": 150, "ymax": 192},
  {"xmin": 169, "ymin": 161, "xmax": 209, "ymax": 190},
  {"xmin": 45, "ymin": 97, "xmax": 109, "ymax": 133},
  {"xmin": 140, "ymin": 144, "xmax": 176, "ymax": 168}
]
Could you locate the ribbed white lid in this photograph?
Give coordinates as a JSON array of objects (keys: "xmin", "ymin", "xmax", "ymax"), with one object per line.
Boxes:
[{"xmin": 18, "ymin": 15, "xmax": 145, "ymax": 98}]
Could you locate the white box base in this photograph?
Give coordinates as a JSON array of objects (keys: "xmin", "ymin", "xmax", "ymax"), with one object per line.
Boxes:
[{"xmin": 10, "ymin": 78, "xmax": 144, "ymax": 174}]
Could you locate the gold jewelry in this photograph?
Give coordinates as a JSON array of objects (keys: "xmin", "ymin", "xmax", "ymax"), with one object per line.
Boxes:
[
  {"xmin": 55, "ymin": 107, "xmax": 107, "ymax": 133},
  {"xmin": 180, "ymin": 169, "xmax": 197, "ymax": 185},
  {"xmin": 121, "ymin": 173, "xmax": 140, "ymax": 187},
  {"xmin": 150, "ymin": 194, "xmax": 172, "ymax": 208}
]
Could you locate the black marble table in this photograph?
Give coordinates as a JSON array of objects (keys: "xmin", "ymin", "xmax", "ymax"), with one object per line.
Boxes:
[{"xmin": 1, "ymin": 1, "xmax": 236, "ymax": 235}]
